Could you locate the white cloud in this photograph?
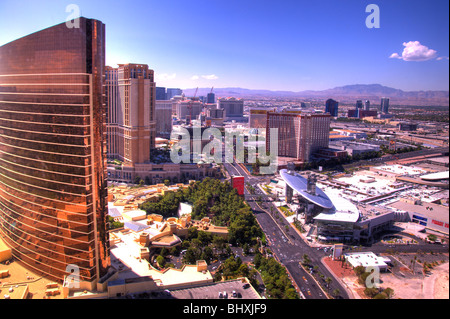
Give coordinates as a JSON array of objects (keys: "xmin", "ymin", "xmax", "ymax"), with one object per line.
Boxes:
[
  {"xmin": 437, "ymin": 56, "xmax": 449, "ymax": 61},
  {"xmin": 390, "ymin": 41, "xmax": 438, "ymax": 61},
  {"xmin": 201, "ymin": 74, "xmax": 219, "ymax": 80},
  {"xmin": 155, "ymin": 73, "xmax": 177, "ymax": 81},
  {"xmin": 389, "ymin": 52, "xmax": 401, "ymax": 59},
  {"xmin": 190, "ymin": 75, "xmax": 200, "ymax": 80}
]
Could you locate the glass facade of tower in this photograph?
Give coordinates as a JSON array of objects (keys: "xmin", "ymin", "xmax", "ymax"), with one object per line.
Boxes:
[
  {"xmin": 325, "ymin": 99, "xmax": 339, "ymax": 117},
  {"xmin": 0, "ymin": 18, "xmax": 110, "ymax": 283}
]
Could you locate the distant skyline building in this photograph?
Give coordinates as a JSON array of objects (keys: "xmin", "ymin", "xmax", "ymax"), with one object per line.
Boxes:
[
  {"xmin": 106, "ymin": 63, "xmax": 156, "ymax": 165},
  {"xmin": 347, "ymin": 109, "xmax": 378, "ymax": 119},
  {"xmin": 325, "ymin": 99, "xmax": 339, "ymax": 117},
  {"xmin": 364, "ymin": 100, "xmax": 370, "ymax": 111},
  {"xmin": 249, "ymin": 108, "xmax": 275, "ymax": 128},
  {"xmin": 356, "ymin": 100, "xmax": 363, "ymax": 109},
  {"xmin": 207, "ymin": 92, "xmax": 215, "ymax": 104},
  {"xmin": 0, "ymin": 18, "xmax": 110, "ymax": 286},
  {"xmin": 156, "ymin": 86, "xmax": 167, "ymax": 100},
  {"xmin": 155, "ymin": 100, "xmax": 173, "ymax": 138},
  {"xmin": 175, "ymin": 99, "xmax": 203, "ymax": 120},
  {"xmin": 166, "ymin": 88, "xmax": 183, "ymax": 100},
  {"xmin": 355, "ymin": 100, "xmax": 364, "ymax": 118},
  {"xmin": 266, "ymin": 112, "xmax": 330, "ymax": 162},
  {"xmin": 381, "ymin": 97, "xmax": 390, "ymax": 114},
  {"xmin": 218, "ymin": 97, "xmax": 244, "ymax": 120}
]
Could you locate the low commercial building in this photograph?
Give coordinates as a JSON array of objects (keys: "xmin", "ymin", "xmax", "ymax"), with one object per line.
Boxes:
[
  {"xmin": 388, "ymin": 199, "xmax": 449, "ymax": 235},
  {"xmin": 107, "ymin": 162, "xmax": 221, "ymax": 185},
  {"xmin": 344, "ymin": 252, "xmax": 389, "ymax": 272},
  {"xmin": 218, "ymin": 97, "xmax": 244, "ymax": 121},
  {"xmin": 332, "ymin": 129, "xmax": 368, "ymax": 139},
  {"xmin": 329, "ymin": 141, "xmax": 381, "ymax": 157}
]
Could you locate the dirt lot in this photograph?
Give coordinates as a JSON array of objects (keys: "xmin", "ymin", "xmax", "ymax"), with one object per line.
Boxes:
[{"xmin": 323, "ymin": 255, "xmax": 449, "ymax": 299}]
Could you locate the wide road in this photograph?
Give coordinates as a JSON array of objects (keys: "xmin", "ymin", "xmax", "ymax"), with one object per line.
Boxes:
[
  {"xmin": 223, "ymin": 160, "xmax": 347, "ymax": 299},
  {"xmin": 221, "ymin": 144, "xmax": 448, "ymax": 299}
]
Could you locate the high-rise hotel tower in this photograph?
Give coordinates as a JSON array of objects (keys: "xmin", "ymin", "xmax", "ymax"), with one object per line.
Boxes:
[
  {"xmin": 105, "ymin": 64, "xmax": 156, "ymax": 165},
  {"xmin": 266, "ymin": 112, "xmax": 330, "ymax": 163},
  {"xmin": 0, "ymin": 18, "xmax": 110, "ymax": 286}
]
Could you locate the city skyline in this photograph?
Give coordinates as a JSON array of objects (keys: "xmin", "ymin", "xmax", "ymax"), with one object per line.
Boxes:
[
  {"xmin": 0, "ymin": 8, "xmax": 448, "ymax": 301},
  {"xmin": 0, "ymin": 0, "xmax": 448, "ymax": 92}
]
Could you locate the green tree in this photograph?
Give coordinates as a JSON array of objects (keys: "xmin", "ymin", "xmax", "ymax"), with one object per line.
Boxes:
[
  {"xmin": 156, "ymin": 255, "xmax": 166, "ymax": 268},
  {"xmin": 364, "ymin": 287, "xmax": 379, "ymax": 298},
  {"xmin": 302, "ymin": 254, "xmax": 311, "ymax": 266},
  {"xmin": 332, "ymin": 289, "xmax": 341, "ymax": 298},
  {"xmin": 383, "ymin": 287, "xmax": 394, "ymax": 299},
  {"xmin": 325, "ymin": 277, "xmax": 333, "ymax": 293},
  {"xmin": 373, "ymin": 292, "xmax": 388, "ymax": 299}
]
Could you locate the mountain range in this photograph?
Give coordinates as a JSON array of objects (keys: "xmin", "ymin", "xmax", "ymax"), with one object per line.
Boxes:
[{"xmin": 182, "ymin": 84, "xmax": 449, "ymax": 106}]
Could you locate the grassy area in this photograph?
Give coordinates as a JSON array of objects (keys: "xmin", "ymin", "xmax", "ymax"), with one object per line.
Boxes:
[{"xmin": 279, "ymin": 206, "xmax": 295, "ymax": 217}]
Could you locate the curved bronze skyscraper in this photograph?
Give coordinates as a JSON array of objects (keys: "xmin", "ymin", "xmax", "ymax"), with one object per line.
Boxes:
[{"xmin": 0, "ymin": 18, "xmax": 110, "ymax": 284}]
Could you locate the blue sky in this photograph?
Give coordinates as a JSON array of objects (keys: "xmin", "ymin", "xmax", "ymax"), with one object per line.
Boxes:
[{"xmin": 0, "ymin": 0, "xmax": 448, "ymax": 91}]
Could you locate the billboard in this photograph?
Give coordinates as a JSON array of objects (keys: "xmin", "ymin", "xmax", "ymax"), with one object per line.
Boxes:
[
  {"xmin": 333, "ymin": 243, "xmax": 344, "ymax": 260},
  {"xmin": 232, "ymin": 176, "xmax": 245, "ymax": 195}
]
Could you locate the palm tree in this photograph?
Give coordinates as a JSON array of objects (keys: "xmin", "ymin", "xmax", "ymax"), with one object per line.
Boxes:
[
  {"xmin": 325, "ymin": 277, "xmax": 333, "ymax": 294},
  {"xmin": 313, "ymin": 265, "xmax": 319, "ymax": 274},
  {"xmin": 332, "ymin": 289, "xmax": 340, "ymax": 299},
  {"xmin": 302, "ymin": 254, "xmax": 311, "ymax": 266}
]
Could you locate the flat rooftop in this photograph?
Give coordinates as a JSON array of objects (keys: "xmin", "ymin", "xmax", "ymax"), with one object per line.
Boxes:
[
  {"xmin": 110, "ymin": 239, "xmax": 213, "ymax": 288},
  {"xmin": 344, "ymin": 252, "xmax": 389, "ymax": 269},
  {"xmin": 0, "ymin": 259, "xmax": 63, "ymax": 299},
  {"xmin": 388, "ymin": 201, "xmax": 449, "ymax": 224},
  {"xmin": 168, "ymin": 279, "xmax": 261, "ymax": 299},
  {"xmin": 372, "ymin": 164, "xmax": 427, "ymax": 176}
]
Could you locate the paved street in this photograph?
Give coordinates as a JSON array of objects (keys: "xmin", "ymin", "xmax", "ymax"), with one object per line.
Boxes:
[
  {"xmin": 223, "ymin": 159, "xmax": 346, "ymax": 299},
  {"xmin": 221, "ymin": 151, "xmax": 449, "ymax": 299}
]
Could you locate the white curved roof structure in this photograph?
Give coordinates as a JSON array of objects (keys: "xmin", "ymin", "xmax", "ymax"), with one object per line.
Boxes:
[
  {"xmin": 420, "ymin": 171, "xmax": 449, "ymax": 181},
  {"xmin": 280, "ymin": 169, "xmax": 360, "ymax": 223},
  {"xmin": 280, "ymin": 169, "xmax": 334, "ymax": 209}
]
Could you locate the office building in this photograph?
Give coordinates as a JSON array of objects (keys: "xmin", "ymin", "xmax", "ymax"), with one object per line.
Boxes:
[
  {"xmin": 175, "ymin": 99, "xmax": 203, "ymax": 120},
  {"xmin": 155, "ymin": 100, "xmax": 173, "ymax": 138},
  {"xmin": 0, "ymin": 18, "xmax": 110, "ymax": 286},
  {"xmin": 206, "ymin": 107, "xmax": 224, "ymax": 119},
  {"xmin": 355, "ymin": 100, "xmax": 363, "ymax": 118},
  {"xmin": 166, "ymin": 88, "xmax": 183, "ymax": 100},
  {"xmin": 398, "ymin": 122, "xmax": 418, "ymax": 131},
  {"xmin": 266, "ymin": 112, "xmax": 330, "ymax": 162},
  {"xmin": 325, "ymin": 99, "xmax": 339, "ymax": 117},
  {"xmin": 207, "ymin": 92, "xmax": 215, "ymax": 104},
  {"xmin": 381, "ymin": 97, "xmax": 390, "ymax": 114},
  {"xmin": 156, "ymin": 87, "xmax": 167, "ymax": 100},
  {"xmin": 218, "ymin": 97, "xmax": 244, "ymax": 120},
  {"xmin": 356, "ymin": 100, "xmax": 363, "ymax": 109},
  {"xmin": 364, "ymin": 100, "xmax": 370, "ymax": 111},
  {"xmin": 348, "ymin": 109, "xmax": 378, "ymax": 118}
]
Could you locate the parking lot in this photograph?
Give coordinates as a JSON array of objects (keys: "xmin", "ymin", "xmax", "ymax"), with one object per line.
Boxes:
[{"xmin": 167, "ymin": 279, "xmax": 261, "ymax": 299}]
